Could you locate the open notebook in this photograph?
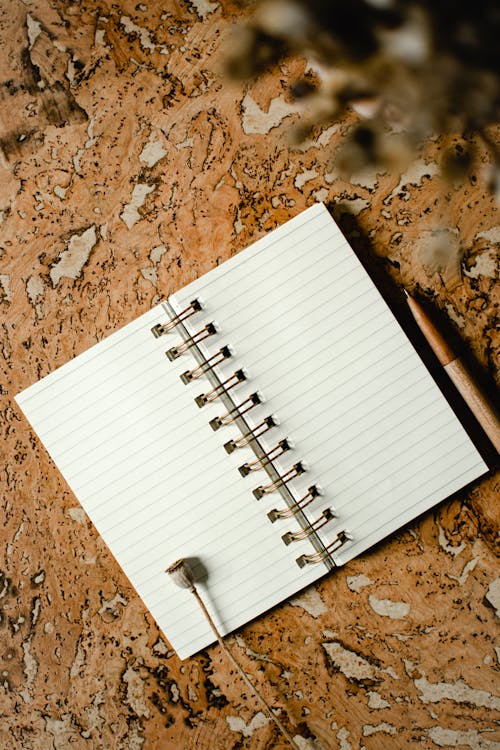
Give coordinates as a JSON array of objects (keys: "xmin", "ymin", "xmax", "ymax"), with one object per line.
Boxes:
[{"xmin": 16, "ymin": 203, "xmax": 487, "ymax": 659}]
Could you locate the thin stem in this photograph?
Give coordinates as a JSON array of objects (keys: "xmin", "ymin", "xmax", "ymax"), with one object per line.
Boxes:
[{"xmin": 191, "ymin": 585, "xmax": 299, "ymax": 749}]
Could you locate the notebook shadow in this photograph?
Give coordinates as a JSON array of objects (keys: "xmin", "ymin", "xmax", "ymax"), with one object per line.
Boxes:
[{"xmin": 187, "ymin": 556, "xmax": 226, "ymax": 632}]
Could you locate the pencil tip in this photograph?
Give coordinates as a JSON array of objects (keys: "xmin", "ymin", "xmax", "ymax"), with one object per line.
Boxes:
[{"xmin": 402, "ymin": 287, "xmax": 409, "ymax": 298}]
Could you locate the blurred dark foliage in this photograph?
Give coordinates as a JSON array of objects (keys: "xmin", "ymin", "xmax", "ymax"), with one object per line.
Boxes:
[{"xmin": 224, "ymin": 0, "xmax": 500, "ymax": 191}]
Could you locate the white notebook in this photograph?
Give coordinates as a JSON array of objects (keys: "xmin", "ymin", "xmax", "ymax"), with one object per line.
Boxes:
[{"xmin": 15, "ymin": 204, "xmax": 487, "ymax": 659}]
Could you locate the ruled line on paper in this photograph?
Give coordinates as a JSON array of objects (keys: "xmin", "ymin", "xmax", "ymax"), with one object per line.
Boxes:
[
  {"xmin": 16, "ymin": 306, "xmax": 167, "ymax": 407},
  {"xmin": 184, "ymin": 252, "xmax": 371, "ymax": 363},
  {"xmin": 51, "ymin": 273, "xmax": 377, "ymax": 459},
  {"xmin": 19, "ymin": 330, "xmax": 180, "ymax": 429},
  {"xmin": 204, "ymin": 285, "xmax": 385, "ymax": 391},
  {"xmin": 188, "ymin": 234, "xmax": 357, "ymax": 334},
  {"xmin": 91, "ymin": 382, "xmax": 468, "ymax": 580},
  {"xmin": 16, "ymin": 203, "xmax": 486, "ymax": 659},
  {"xmin": 338, "ymin": 454, "xmax": 488, "ymax": 559},
  {"xmin": 174, "ymin": 204, "xmax": 336, "ymax": 299},
  {"xmin": 19, "ymin": 213, "xmax": 336, "ymax": 408},
  {"xmin": 340, "ymin": 438, "xmax": 485, "ymax": 539},
  {"xmin": 106, "ymin": 399, "xmax": 469, "ymax": 599},
  {"xmin": 50, "ymin": 280, "xmax": 386, "ymax": 488},
  {"xmin": 135, "ymin": 434, "xmax": 478, "ymax": 636},
  {"xmin": 32, "ymin": 242, "xmax": 361, "ymax": 441}
]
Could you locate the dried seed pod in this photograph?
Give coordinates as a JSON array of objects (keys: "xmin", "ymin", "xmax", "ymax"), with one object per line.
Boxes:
[
  {"xmin": 165, "ymin": 558, "xmax": 196, "ymax": 590},
  {"xmin": 165, "ymin": 559, "xmax": 299, "ymax": 748}
]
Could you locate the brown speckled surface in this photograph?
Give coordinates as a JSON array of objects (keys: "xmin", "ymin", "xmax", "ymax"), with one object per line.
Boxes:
[{"xmin": 1, "ymin": 2, "xmax": 499, "ymax": 748}]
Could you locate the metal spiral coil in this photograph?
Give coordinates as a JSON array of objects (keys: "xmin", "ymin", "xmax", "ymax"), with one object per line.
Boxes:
[
  {"xmin": 296, "ymin": 530, "xmax": 352, "ymax": 568},
  {"xmin": 238, "ymin": 439, "xmax": 290, "ymax": 476},
  {"xmin": 154, "ymin": 299, "xmax": 348, "ymax": 569},
  {"xmin": 209, "ymin": 392, "xmax": 262, "ymax": 431},
  {"xmin": 267, "ymin": 485, "xmax": 320, "ymax": 522},
  {"xmin": 166, "ymin": 323, "xmax": 217, "ymax": 361},
  {"xmin": 224, "ymin": 416, "xmax": 276, "ymax": 454},
  {"xmin": 253, "ymin": 462, "xmax": 305, "ymax": 500},
  {"xmin": 282, "ymin": 508, "xmax": 335, "ymax": 545},
  {"xmin": 195, "ymin": 369, "xmax": 246, "ymax": 407},
  {"xmin": 180, "ymin": 346, "xmax": 232, "ymax": 383},
  {"xmin": 151, "ymin": 299, "xmax": 201, "ymax": 338}
]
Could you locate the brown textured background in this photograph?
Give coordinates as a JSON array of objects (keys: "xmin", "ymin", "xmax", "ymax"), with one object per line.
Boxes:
[{"xmin": 1, "ymin": 1, "xmax": 499, "ymax": 748}]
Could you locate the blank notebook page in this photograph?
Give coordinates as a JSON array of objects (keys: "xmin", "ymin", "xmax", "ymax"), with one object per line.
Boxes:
[
  {"xmin": 170, "ymin": 203, "xmax": 486, "ymax": 568},
  {"xmin": 16, "ymin": 203, "xmax": 487, "ymax": 659},
  {"xmin": 15, "ymin": 304, "xmax": 325, "ymax": 660}
]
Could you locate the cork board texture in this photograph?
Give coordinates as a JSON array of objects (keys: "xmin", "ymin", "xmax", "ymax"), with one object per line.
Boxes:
[{"xmin": 0, "ymin": 1, "xmax": 499, "ymax": 748}]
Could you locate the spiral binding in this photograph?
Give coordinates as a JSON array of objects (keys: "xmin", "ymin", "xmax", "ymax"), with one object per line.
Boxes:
[
  {"xmin": 268, "ymin": 485, "xmax": 320, "ymax": 522},
  {"xmin": 152, "ymin": 299, "xmax": 351, "ymax": 568},
  {"xmin": 224, "ymin": 416, "xmax": 276, "ymax": 453},
  {"xmin": 252, "ymin": 462, "xmax": 305, "ymax": 500},
  {"xmin": 180, "ymin": 346, "xmax": 231, "ymax": 384},
  {"xmin": 195, "ymin": 369, "xmax": 246, "ymax": 407},
  {"xmin": 238, "ymin": 439, "xmax": 290, "ymax": 476},
  {"xmin": 282, "ymin": 508, "xmax": 335, "ymax": 545},
  {"xmin": 151, "ymin": 299, "xmax": 202, "ymax": 338},
  {"xmin": 209, "ymin": 393, "xmax": 261, "ymax": 431},
  {"xmin": 166, "ymin": 322, "xmax": 217, "ymax": 361},
  {"xmin": 296, "ymin": 530, "xmax": 352, "ymax": 568}
]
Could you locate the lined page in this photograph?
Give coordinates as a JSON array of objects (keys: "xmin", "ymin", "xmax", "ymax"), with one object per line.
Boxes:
[
  {"xmin": 15, "ymin": 305, "xmax": 325, "ymax": 660},
  {"xmin": 170, "ymin": 203, "xmax": 487, "ymax": 569},
  {"xmin": 16, "ymin": 204, "xmax": 487, "ymax": 659}
]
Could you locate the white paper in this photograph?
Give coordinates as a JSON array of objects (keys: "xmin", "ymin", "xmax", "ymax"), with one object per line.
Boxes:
[{"xmin": 16, "ymin": 204, "xmax": 487, "ymax": 658}]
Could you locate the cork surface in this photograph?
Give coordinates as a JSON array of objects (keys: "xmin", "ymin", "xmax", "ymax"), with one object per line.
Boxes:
[{"xmin": 1, "ymin": 2, "xmax": 499, "ymax": 748}]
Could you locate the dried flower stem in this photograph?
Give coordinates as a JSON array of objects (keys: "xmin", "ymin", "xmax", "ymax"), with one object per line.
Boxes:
[
  {"xmin": 190, "ymin": 585, "xmax": 299, "ymax": 749},
  {"xmin": 166, "ymin": 558, "xmax": 299, "ymax": 747}
]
